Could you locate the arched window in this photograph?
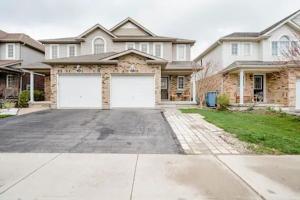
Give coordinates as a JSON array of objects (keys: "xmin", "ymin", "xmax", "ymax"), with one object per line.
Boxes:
[
  {"xmin": 93, "ymin": 37, "xmax": 105, "ymax": 54},
  {"xmin": 279, "ymin": 35, "xmax": 290, "ymax": 52}
]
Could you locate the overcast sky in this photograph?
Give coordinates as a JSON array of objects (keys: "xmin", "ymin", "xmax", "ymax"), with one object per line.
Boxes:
[{"xmin": 1, "ymin": 0, "xmax": 299, "ymax": 59}]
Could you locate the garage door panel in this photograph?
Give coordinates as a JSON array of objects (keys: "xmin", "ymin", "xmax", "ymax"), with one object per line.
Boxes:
[
  {"xmin": 58, "ymin": 75, "xmax": 102, "ymax": 108},
  {"xmin": 111, "ymin": 75, "xmax": 155, "ymax": 108}
]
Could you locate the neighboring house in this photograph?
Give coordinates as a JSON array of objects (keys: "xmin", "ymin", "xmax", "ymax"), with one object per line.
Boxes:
[
  {"xmin": 194, "ymin": 10, "xmax": 300, "ymax": 110},
  {"xmin": 38, "ymin": 17, "xmax": 198, "ymax": 109},
  {"xmin": 0, "ymin": 30, "xmax": 46, "ymax": 101}
]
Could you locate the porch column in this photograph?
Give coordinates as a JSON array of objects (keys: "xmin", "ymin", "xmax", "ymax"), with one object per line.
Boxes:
[
  {"xmin": 239, "ymin": 70, "xmax": 244, "ymax": 105},
  {"xmin": 30, "ymin": 71, "xmax": 34, "ymax": 103},
  {"xmin": 192, "ymin": 73, "xmax": 196, "ymax": 103}
]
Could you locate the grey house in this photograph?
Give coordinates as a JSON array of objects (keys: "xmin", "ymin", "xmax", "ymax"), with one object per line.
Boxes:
[{"xmin": 0, "ymin": 30, "xmax": 46, "ymax": 101}]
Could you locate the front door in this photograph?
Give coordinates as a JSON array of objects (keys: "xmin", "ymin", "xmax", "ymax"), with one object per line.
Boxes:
[
  {"xmin": 161, "ymin": 77, "xmax": 169, "ymax": 100},
  {"xmin": 254, "ymin": 75, "xmax": 264, "ymax": 102}
]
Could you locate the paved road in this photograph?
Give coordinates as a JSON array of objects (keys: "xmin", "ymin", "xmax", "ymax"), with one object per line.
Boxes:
[
  {"xmin": 0, "ymin": 109, "xmax": 181, "ymax": 154},
  {"xmin": 0, "ymin": 154, "xmax": 299, "ymax": 199}
]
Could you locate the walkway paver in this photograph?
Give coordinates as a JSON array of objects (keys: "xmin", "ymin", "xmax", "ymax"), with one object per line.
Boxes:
[{"xmin": 164, "ymin": 108, "xmax": 240, "ymax": 154}]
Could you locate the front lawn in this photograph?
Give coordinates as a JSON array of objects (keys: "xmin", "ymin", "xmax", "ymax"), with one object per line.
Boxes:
[
  {"xmin": 181, "ymin": 109, "xmax": 300, "ymax": 154},
  {"xmin": 0, "ymin": 114, "xmax": 12, "ymax": 119}
]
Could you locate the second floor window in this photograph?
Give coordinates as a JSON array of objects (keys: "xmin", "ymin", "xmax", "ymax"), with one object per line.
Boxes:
[
  {"xmin": 68, "ymin": 45, "xmax": 76, "ymax": 57},
  {"xmin": 93, "ymin": 38, "xmax": 105, "ymax": 54},
  {"xmin": 154, "ymin": 43, "xmax": 163, "ymax": 58},
  {"xmin": 177, "ymin": 44, "xmax": 186, "ymax": 61},
  {"xmin": 231, "ymin": 43, "xmax": 238, "ymax": 55},
  {"xmin": 140, "ymin": 43, "xmax": 149, "ymax": 53},
  {"xmin": 272, "ymin": 41, "xmax": 278, "ymax": 56},
  {"xmin": 51, "ymin": 45, "xmax": 59, "ymax": 59},
  {"xmin": 244, "ymin": 43, "xmax": 251, "ymax": 56},
  {"xmin": 279, "ymin": 35, "xmax": 290, "ymax": 54},
  {"xmin": 126, "ymin": 42, "xmax": 135, "ymax": 50},
  {"xmin": 6, "ymin": 44, "xmax": 15, "ymax": 59}
]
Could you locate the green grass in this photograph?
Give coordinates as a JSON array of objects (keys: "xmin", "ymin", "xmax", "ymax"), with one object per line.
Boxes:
[
  {"xmin": 181, "ymin": 108, "xmax": 300, "ymax": 154},
  {"xmin": 0, "ymin": 114, "xmax": 12, "ymax": 119}
]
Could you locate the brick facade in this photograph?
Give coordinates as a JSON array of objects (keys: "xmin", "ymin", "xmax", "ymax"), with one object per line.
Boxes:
[
  {"xmin": 169, "ymin": 75, "xmax": 191, "ymax": 101},
  {"xmin": 197, "ymin": 68, "xmax": 300, "ymax": 107},
  {"xmin": 49, "ymin": 54, "xmax": 161, "ymax": 109}
]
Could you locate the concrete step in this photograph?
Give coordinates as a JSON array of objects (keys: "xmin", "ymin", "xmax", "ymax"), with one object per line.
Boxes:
[{"xmin": 29, "ymin": 101, "xmax": 51, "ymax": 108}]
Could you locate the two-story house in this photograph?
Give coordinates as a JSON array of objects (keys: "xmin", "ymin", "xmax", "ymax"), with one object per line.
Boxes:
[
  {"xmin": 194, "ymin": 10, "xmax": 300, "ymax": 110},
  {"xmin": 0, "ymin": 29, "xmax": 46, "ymax": 101},
  {"xmin": 38, "ymin": 18, "xmax": 197, "ymax": 109}
]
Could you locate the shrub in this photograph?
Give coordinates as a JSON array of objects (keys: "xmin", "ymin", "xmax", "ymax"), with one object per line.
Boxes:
[
  {"xmin": 217, "ymin": 93, "xmax": 230, "ymax": 110},
  {"xmin": 18, "ymin": 90, "xmax": 30, "ymax": 108},
  {"xmin": 34, "ymin": 90, "xmax": 45, "ymax": 101},
  {"xmin": 2, "ymin": 101, "xmax": 15, "ymax": 109}
]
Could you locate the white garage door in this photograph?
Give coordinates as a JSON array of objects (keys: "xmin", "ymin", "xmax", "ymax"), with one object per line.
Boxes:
[
  {"xmin": 111, "ymin": 75, "xmax": 155, "ymax": 108},
  {"xmin": 296, "ymin": 78, "xmax": 300, "ymax": 110},
  {"xmin": 58, "ymin": 74, "xmax": 102, "ymax": 108}
]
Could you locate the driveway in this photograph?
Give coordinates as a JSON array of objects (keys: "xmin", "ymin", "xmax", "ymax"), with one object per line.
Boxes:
[{"xmin": 0, "ymin": 109, "xmax": 181, "ymax": 154}]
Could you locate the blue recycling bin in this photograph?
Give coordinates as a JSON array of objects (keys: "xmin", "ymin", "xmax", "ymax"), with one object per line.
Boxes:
[{"xmin": 206, "ymin": 92, "xmax": 217, "ymax": 107}]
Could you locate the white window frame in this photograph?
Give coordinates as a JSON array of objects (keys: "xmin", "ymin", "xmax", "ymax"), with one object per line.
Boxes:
[
  {"xmin": 176, "ymin": 44, "xmax": 186, "ymax": 61},
  {"xmin": 153, "ymin": 42, "xmax": 163, "ymax": 58},
  {"xmin": 6, "ymin": 43, "xmax": 16, "ymax": 59},
  {"xmin": 126, "ymin": 42, "xmax": 135, "ymax": 50},
  {"xmin": 139, "ymin": 42, "xmax": 149, "ymax": 53},
  {"xmin": 6, "ymin": 74, "xmax": 17, "ymax": 89},
  {"xmin": 92, "ymin": 36, "xmax": 106, "ymax": 54},
  {"xmin": 50, "ymin": 44, "xmax": 59, "ymax": 59},
  {"xmin": 67, "ymin": 44, "xmax": 77, "ymax": 57},
  {"xmin": 244, "ymin": 43, "xmax": 251, "ymax": 56},
  {"xmin": 177, "ymin": 76, "xmax": 185, "ymax": 90},
  {"xmin": 231, "ymin": 43, "xmax": 238, "ymax": 55}
]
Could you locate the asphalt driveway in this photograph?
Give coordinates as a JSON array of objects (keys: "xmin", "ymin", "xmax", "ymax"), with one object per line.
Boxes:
[{"xmin": 0, "ymin": 109, "xmax": 181, "ymax": 154}]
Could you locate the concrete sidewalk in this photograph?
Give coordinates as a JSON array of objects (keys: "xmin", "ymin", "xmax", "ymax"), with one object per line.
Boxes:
[{"xmin": 0, "ymin": 154, "xmax": 299, "ymax": 200}]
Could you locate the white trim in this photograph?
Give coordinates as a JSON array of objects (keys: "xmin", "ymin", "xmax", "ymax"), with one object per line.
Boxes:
[
  {"xmin": 126, "ymin": 42, "xmax": 135, "ymax": 50},
  {"xmin": 6, "ymin": 74, "xmax": 16, "ymax": 89},
  {"xmin": 153, "ymin": 42, "xmax": 163, "ymax": 58},
  {"xmin": 177, "ymin": 76, "xmax": 185, "ymax": 90},
  {"xmin": 6, "ymin": 43, "xmax": 16, "ymax": 59},
  {"xmin": 231, "ymin": 43, "xmax": 239, "ymax": 56},
  {"xmin": 102, "ymin": 49, "xmax": 165, "ymax": 61},
  {"xmin": 139, "ymin": 42, "xmax": 149, "ymax": 54},
  {"xmin": 253, "ymin": 73, "xmax": 267, "ymax": 103},
  {"xmin": 244, "ymin": 43, "xmax": 251, "ymax": 56},
  {"xmin": 92, "ymin": 36, "xmax": 107, "ymax": 54},
  {"xmin": 78, "ymin": 23, "xmax": 117, "ymax": 38},
  {"xmin": 176, "ymin": 44, "xmax": 186, "ymax": 61},
  {"xmin": 49, "ymin": 44, "xmax": 59, "ymax": 59},
  {"xmin": 67, "ymin": 44, "xmax": 77, "ymax": 57}
]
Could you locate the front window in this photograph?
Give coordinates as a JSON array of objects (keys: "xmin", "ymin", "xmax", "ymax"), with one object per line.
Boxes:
[
  {"xmin": 126, "ymin": 42, "xmax": 135, "ymax": 50},
  {"xmin": 272, "ymin": 41, "xmax": 278, "ymax": 56},
  {"xmin": 279, "ymin": 35, "xmax": 290, "ymax": 54},
  {"xmin": 51, "ymin": 45, "xmax": 59, "ymax": 59},
  {"xmin": 93, "ymin": 38, "xmax": 105, "ymax": 54},
  {"xmin": 6, "ymin": 75, "xmax": 18, "ymax": 88},
  {"xmin": 68, "ymin": 45, "xmax": 76, "ymax": 57},
  {"xmin": 244, "ymin": 43, "xmax": 251, "ymax": 56},
  {"xmin": 140, "ymin": 43, "xmax": 149, "ymax": 53},
  {"xmin": 154, "ymin": 43, "xmax": 163, "ymax": 58},
  {"xmin": 177, "ymin": 76, "xmax": 184, "ymax": 90},
  {"xmin": 6, "ymin": 44, "xmax": 15, "ymax": 59},
  {"xmin": 231, "ymin": 43, "xmax": 238, "ymax": 55},
  {"xmin": 177, "ymin": 44, "xmax": 186, "ymax": 61}
]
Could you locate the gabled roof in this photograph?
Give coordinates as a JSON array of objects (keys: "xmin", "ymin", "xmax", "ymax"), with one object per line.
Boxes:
[
  {"xmin": 102, "ymin": 49, "xmax": 166, "ymax": 61},
  {"xmin": 110, "ymin": 17, "xmax": 156, "ymax": 36},
  {"xmin": 194, "ymin": 9, "xmax": 300, "ymax": 61},
  {"xmin": 39, "ymin": 37, "xmax": 84, "ymax": 44},
  {"xmin": 0, "ymin": 60, "xmax": 22, "ymax": 72},
  {"xmin": 78, "ymin": 23, "xmax": 117, "ymax": 38},
  {"xmin": 0, "ymin": 30, "xmax": 44, "ymax": 53}
]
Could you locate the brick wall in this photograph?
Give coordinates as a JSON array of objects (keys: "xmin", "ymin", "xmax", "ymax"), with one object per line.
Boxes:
[
  {"xmin": 288, "ymin": 68, "xmax": 300, "ymax": 107},
  {"xmin": 169, "ymin": 75, "xmax": 191, "ymax": 101},
  {"xmin": 50, "ymin": 53, "xmax": 161, "ymax": 109}
]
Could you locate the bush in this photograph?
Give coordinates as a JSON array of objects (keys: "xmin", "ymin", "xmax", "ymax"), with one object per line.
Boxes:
[
  {"xmin": 2, "ymin": 101, "xmax": 16, "ymax": 109},
  {"xmin": 34, "ymin": 90, "xmax": 45, "ymax": 101},
  {"xmin": 217, "ymin": 93, "xmax": 230, "ymax": 110},
  {"xmin": 18, "ymin": 90, "xmax": 30, "ymax": 108}
]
